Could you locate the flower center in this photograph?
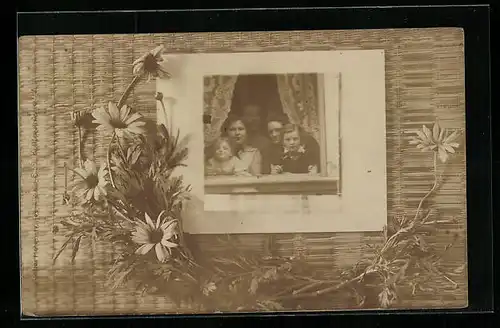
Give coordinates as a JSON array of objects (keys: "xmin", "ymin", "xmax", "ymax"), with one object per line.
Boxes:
[
  {"xmin": 143, "ymin": 54, "xmax": 158, "ymax": 72},
  {"xmin": 110, "ymin": 119, "xmax": 127, "ymax": 129},
  {"xmin": 85, "ymin": 174, "xmax": 99, "ymax": 188},
  {"xmin": 150, "ymin": 229, "xmax": 164, "ymax": 244}
]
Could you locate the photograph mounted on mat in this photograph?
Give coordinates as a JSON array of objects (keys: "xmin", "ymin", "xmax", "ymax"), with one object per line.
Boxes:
[
  {"xmin": 18, "ymin": 28, "xmax": 467, "ymax": 316},
  {"xmin": 156, "ymin": 50, "xmax": 387, "ymax": 234}
]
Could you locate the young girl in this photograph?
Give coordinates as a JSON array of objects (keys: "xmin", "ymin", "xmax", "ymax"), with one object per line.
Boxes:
[
  {"xmin": 205, "ymin": 137, "xmax": 251, "ymax": 176},
  {"xmin": 271, "ymin": 124, "xmax": 319, "ymax": 175}
]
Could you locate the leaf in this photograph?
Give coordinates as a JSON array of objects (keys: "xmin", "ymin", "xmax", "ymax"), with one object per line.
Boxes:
[
  {"xmin": 70, "ymin": 235, "xmax": 83, "ymax": 264},
  {"xmin": 452, "ymin": 264, "xmax": 466, "ymax": 275},
  {"xmin": 52, "ymin": 235, "xmax": 74, "ymax": 264},
  {"xmin": 248, "ymin": 277, "xmax": 259, "ymax": 295},
  {"xmin": 257, "ymin": 300, "xmax": 284, "ymax": 311},
  {"xmin": 444, "ymin": 130, "xmax": 459, "ymax": 143},
  {"xmin": 130, "ymin": 147, "xmax": 142, "ymax": 165}
]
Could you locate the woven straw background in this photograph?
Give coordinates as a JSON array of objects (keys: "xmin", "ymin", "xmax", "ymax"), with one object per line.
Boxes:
[{"xmin": 18, "ymin": 28, "xmax": 467, "ymax": 315}]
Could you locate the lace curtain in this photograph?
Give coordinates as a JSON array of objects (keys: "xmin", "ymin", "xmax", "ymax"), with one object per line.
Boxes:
[
  {"xmin": 276, "ymin": 74, "xmax": 320, "ymax": 142},
  {"xmin": 203, "ymin": 75, "xmax": 238, "ymax": 146}
]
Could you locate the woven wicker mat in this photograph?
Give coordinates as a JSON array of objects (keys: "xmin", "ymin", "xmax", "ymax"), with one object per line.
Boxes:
[{"xmin": 18, "ymin": 28, "xmax": 467, "ymax": 315}]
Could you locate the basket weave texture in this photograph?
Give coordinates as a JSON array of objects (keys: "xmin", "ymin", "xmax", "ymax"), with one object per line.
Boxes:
[{"xmin": 18, "ymin": 29, "xmax": 467, "ymax": 315}]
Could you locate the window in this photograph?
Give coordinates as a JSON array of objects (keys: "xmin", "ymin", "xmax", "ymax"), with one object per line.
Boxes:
[{"xmin": 203, "ymin": 73, "xmax": 340, "ymax": 195}]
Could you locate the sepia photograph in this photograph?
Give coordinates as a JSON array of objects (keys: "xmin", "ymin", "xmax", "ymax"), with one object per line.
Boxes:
[
  {"xmin": 157, "ymin": 49, "xmax": 386, "ymax": 234},
  {"xmin": 203, "ymin": 73, "xmax": 339, "ymax": 195},
  {"xmin": 17, "ymin": 24, "xmax": 471, "ymax": 317}
]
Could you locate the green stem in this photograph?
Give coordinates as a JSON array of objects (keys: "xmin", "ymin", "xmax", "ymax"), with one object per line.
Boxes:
[{"xmin": 117, "ymin": 75, "xmax": 142, "ymax": 109}]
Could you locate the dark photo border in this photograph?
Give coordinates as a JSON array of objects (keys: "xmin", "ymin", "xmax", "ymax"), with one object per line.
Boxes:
[{"xmin": 10, "ymin": 5, "xmax": 493, "ymax": 328}]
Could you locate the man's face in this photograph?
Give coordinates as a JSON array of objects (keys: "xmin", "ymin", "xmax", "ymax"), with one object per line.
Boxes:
[
  {"xmin": 243, "ymin": 105, "xmax": 261, "ymax": 130},
  {"xmin": 267, "ymin": 121, "xmax": 284, "ymax": 144}
]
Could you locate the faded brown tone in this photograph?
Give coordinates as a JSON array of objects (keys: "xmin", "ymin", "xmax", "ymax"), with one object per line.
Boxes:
[{"xmin": 18, "ymin": 28, "xmax": 466, "ymax": 315}]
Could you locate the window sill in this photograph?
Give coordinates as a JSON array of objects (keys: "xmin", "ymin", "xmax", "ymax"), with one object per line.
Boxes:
[{"xmin": 204, "ymin": 174, "xmax": 339, "ymax": 195}]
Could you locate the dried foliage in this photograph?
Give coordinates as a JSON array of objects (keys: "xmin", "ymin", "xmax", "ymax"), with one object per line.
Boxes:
[{"xmin": 54, "ymin": 45, "xmax": 465, "ymax": 312}]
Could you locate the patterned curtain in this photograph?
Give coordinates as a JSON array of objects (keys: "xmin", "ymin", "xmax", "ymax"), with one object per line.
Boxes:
[
  {"xmin": 276, "ymin": 74, "xmax": 320, "ymax": 142},
  {"xmin": 203, "ymin": 75, "xmax": 238, "ymax": 146}
]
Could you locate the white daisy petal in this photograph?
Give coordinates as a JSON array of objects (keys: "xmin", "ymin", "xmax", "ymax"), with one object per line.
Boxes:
[
  {"xmin": 155, "ymin": 243, "xmax": 168, "ymax": 262},
  {"xmin": 119, "ymin": 105, "xmax": 131, "ymax": 122},
  {"xmin": 447, "ymin": 142, "xmax": 460, "ymax": 148},
  {"xmin": 444, "ymin": 130, "xmax": 459, "ymax": 143},
  {"xmin": 85, "ymin": 188, "xmax": 94, "ymax": 201},
  {"xmin": 132, "ymin": 54, "xmax": 147, "ymax": 67},
  {"xmin": 135, "ymin": 243, "xmax": 155, "ymax": 255},
  {"xmin": 108, "ymin": 102, "xmax": 120, "ymax": 121},
  {"xmin": 98, "ymin": 166, "xmax": 107, "ymax": 179},
  {"xmin": 161, "ymin": 240, "xmax": 178, "ymax": 249},
  {"xmin": 443, "ymin": 145, "xmax": 456, "ymax": 154},
  {"xmin": 438, "ymin": 129, "xmax": 446, "ymax": 142},
  {"xmin": 132, "ymin": 231, "xmax": 150, "ymax": 244},
  {"xmin": 416, "ymin": 131, "xmax": 427, "ymax": 141},
  {"xmin": 409, "ymin": 138, "xmax": 420, "ymax": 145},
  {"xmin": 96, "ymin": 123, "xmax": 114, "ymax": 133},
  {"xmin": 93, "ymin": 186, "xmax": 102, "ymax": 201},
  {"xmin": 151, "ymin": 45, "xmax": 164, "ymax": 57},
  {"xmin": 97, "ymin": 185, "xmax": 107, "ymax": 197},
  {"xmin": 423, "ymin": 125, "xmax": 432, "ymax": 140},
  {"xmin": 124, "ymin": 113, "xmax": 143, "ymax": 125},
  {"xmin": 84, "ymin": 160, "xmax": 97, "ymax": 176},
  {"xmin": 145, "ymin": 212, "xmax": 155, "ymax": 229},
  {"xmin": 161, "ymin": 221, "xmax": 177, "ymax": 238},
  {"xmin": 128, "ymin": 121, "xmax": 146, "ymax": 128},
  {"xmin": 75, "ymin": 187, "xmax": 90, "ymax": 198},
  {"xmin": 155, "ymin": 214, "xmax": 162, "ymax": 230},
  {"xmin": 432, "ymin": 122, "xmax": 440, "ymax": 141},
  {"xmin": 74, "ymin": 168, "xmax": 89, "ymax": 179},
  {"xmin": 92, "ymin": 108, "xmax": 111, "ymax": 123}
]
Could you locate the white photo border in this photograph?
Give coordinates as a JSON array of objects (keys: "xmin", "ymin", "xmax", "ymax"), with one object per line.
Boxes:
[{"xmin": 156, "ymin": 50, "xmax": 387, "ymax": 234}]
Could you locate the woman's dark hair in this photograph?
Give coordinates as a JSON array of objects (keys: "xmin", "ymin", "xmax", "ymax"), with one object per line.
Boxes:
[
  {"xmin": 266, "ymin": 112, "xmax": 289, "ymax": 126},
  {"xmin": 220, "ymin": 114, "xmax": 248, "ymax": 137}
]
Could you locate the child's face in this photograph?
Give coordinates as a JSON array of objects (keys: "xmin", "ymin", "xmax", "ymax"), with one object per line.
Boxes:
[
  {"xmin": 214, "ymin": 140, "xmax": 232, "ymax": 161},
  {"xmin": 283, "ymin": 130, "xmax": 301, "ymax": 151}
]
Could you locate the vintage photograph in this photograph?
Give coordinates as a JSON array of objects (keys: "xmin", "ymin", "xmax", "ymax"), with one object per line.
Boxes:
[
  {"xmin": 203, "ymin": 73, "xmax": 339, "ymax": 195},
  {"xmin": 18, "ymin": 27, "xmax": 468, "ymax": 317}
]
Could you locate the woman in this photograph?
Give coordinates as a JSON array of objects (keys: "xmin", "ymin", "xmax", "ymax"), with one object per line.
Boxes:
[{"xmin": 220, "ymin": 115, "xmax": 262, "ymax": 176}]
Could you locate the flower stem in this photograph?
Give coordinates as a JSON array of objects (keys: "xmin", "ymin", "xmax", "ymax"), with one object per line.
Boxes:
[
  {"xmin": 413, "ymin": 151, "xmax": 439, "ymax": 222},
  {"xmin": 117, "ymin": 75, "xmax": 141, "ymax": 109},
  {"xmin": 115, "ymin": 136, "xmax": 127, "ymax": 162},
  {"xmin": 271, "ymin": 272, "xmax": 365, "ymax": 301},
  {"xmin": 77, "ymin": 124, "xmax": 84, "ymax": 168},
  {"xmin": 107, "ymin": 133, "xmax": 117, "ymax": 189}
]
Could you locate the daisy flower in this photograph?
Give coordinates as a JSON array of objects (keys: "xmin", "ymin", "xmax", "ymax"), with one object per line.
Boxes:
[
  {"xmin": 132, "ymin": 45, "xmax": 171, "ymax": 81},
  {"xmin": 409, "ymin": 122, "xmax": 460, "ymax": 163},
  {"xmin": 92, "ymin": 102, "xmax": 146, "ymax": 139},
  {"xmin": 132, "ymin": 211, "xmax": 178, "ymax": 263},
  {"xmin": 72, "ymin": 159, "xmax": 108, "ymax": 204}
]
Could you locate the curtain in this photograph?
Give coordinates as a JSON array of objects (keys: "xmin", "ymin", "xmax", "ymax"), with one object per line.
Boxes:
[
  {"xmin": 203, "ymin": 75, "xmax": 238, "ymax": 146},
  {"xmin": 276, "ymin": 74, "xmax": 320, "ymax": 142}
]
